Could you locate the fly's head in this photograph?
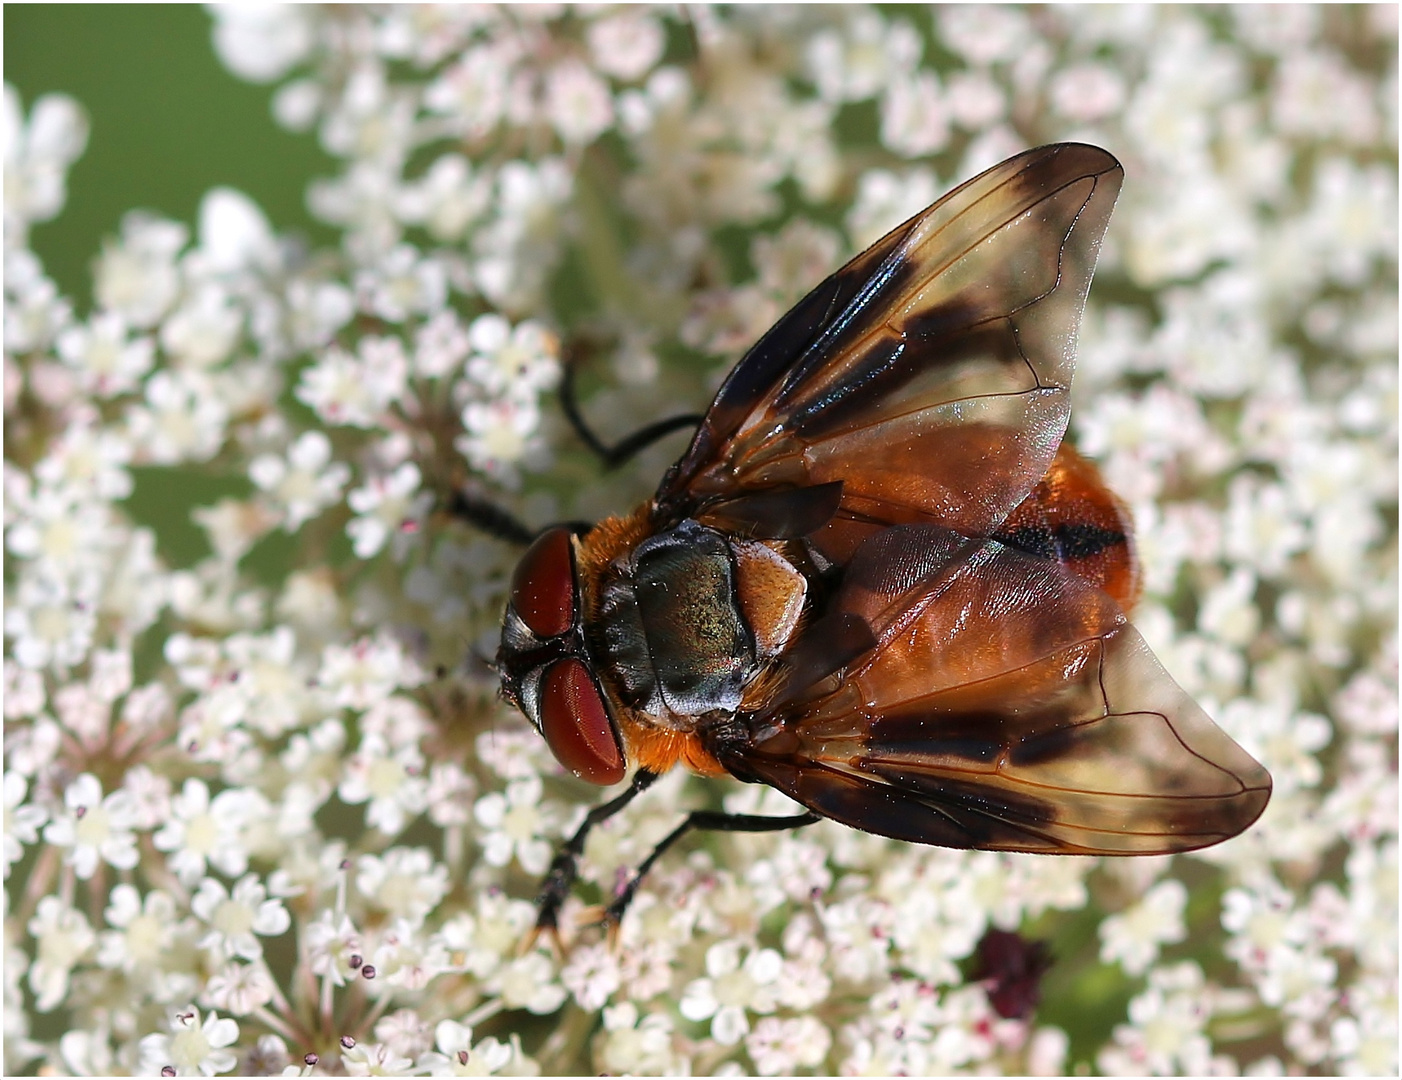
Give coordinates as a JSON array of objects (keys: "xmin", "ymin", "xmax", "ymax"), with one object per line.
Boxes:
[{"xmin": 498, "ymin": 527, "xmax": 626, "ymax": 786}]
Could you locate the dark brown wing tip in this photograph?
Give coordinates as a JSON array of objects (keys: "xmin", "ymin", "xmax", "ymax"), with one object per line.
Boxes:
[
  {"xmin": 1029, "ymin": 141, "xmax": 1123, "ymax": 180},
  {"xmin": 1209, "ymin": 768, "xmax": 1274, "ymax": 848},
  {"xmin": 1006, "ymin": 143, "xmax": 1125, "ymax": 222}
]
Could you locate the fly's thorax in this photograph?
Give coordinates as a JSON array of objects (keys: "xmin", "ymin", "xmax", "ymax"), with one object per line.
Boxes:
[
  {"xmin": 586, "ymin": 519, "xmax": 811, "ymax": 727},
  {"xmin": 592, "ymin": 519, "xmax": 753, "ymax": 719}
]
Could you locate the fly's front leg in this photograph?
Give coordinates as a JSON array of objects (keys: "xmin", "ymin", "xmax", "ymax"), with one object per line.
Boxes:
[
  {"xmin": 528, "ymin": 770, "xmax": 659, "ymax": 948},
  {"xmin": 560, "ymin": 356, "xmax": 702, "ymax": 470},
  {"xmin": 446, "ymin": 490, "xmax": 536, "ymax": 547},
  {"xmin": 446, "ymin": 490, "xmax": 595, "ymax": 545}
]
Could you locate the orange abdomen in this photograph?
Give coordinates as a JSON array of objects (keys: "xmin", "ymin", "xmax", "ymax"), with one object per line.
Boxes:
[{"xmin": 994, "ymin": 443, "xmax": 1140, "ymax": 611}]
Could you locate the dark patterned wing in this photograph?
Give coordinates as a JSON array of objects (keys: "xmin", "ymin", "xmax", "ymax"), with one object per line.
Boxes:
[
  {"xmin": 727, "ymin": 526, "xmax": 1271, "ymax": 855},
  {"xmin": 658, "ymin": 143, "xmax": 1124, "ymax": 548}
]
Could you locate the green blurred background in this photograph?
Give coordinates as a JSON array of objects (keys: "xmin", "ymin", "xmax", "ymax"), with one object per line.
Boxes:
[{"xmin": 5, "ymin": 4, "xmax": 337, "ymax": 312}]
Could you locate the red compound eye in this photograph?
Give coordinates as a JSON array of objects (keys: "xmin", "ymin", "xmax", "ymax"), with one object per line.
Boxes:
[
  {"xmin": 509, "ymin": 528, "xmax": 574, "ymax": 638},
  {"xmin": 540, "ymin": 659, "xmax": 625, "ymax": 786}
]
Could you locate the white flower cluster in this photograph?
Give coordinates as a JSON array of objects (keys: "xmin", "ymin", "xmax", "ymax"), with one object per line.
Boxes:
[{"xmin": 4, "ymin": 5, "xmax": 1396, "ymax": 1076}]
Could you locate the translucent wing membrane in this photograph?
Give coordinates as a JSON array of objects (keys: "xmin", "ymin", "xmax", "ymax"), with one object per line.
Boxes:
[
  {"xmin": 661, "ymin": 143, "xmax": 1124, "ymax": 544},
  {"xmin": 736, "ymin": 527, "xmax": 1271, "ymax": 854}
]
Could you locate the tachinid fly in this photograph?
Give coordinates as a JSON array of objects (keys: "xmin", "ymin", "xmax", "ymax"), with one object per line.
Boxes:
[{"xmin": 479, "ymin": 143, "xmax": 1272, "ymax": 936}]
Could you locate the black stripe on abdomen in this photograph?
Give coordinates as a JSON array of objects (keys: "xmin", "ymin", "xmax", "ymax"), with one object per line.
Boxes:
[{"xmin": 994, "ymin": 523, "xmax": 1127, "ymax": 562}]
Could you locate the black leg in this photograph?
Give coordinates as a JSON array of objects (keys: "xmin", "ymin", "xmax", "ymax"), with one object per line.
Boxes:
[
  {"xmin": 447, "ymin": 349, "xmax": 701, "ymax": 544},
  {"xmin": 560, "ymin": 361, "xmax": 703, "ymax": 470},
  {"xmin": 602, "ymin": 810, "xmax": 820, "ymax": 926},
  {"xmin": 532, "ymin": 770, "xmax": 660, "ymax": 939},
  {"xmin": 447, "ymin": 490, "xmax": 536, "ymax": 547}
]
